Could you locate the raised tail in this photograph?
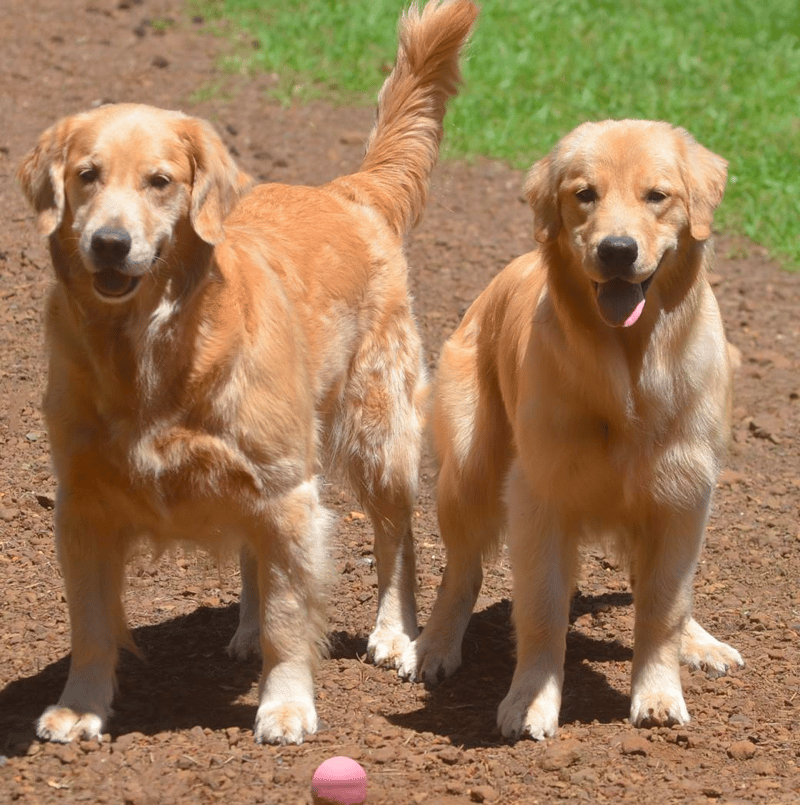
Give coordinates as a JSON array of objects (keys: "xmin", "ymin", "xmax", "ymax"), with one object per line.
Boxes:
[{"xmin": 334, "ymin": 0, "xmax": 478, "ymax": 236}]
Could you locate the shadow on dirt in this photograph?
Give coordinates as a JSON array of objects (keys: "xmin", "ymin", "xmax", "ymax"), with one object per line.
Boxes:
[
  {"xmin": 0, "ymin": 592, "xmax": 636, "ymax": 756},
  {"xmin": 328, "ymin": 630, "xmax": 369, "ymax": 661},
  {"xmin": 387, "ymin": 593, "xmax": 634, "ymax": 748},
  {"xmin": 0, "ymin": 603, "xmax": 260, "ymax": 757}
]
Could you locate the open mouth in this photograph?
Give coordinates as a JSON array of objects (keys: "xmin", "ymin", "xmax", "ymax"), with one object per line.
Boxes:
[
  {"xmin": 593, "ymin": 272, "xmax": 656, "ymax": 328},
  {"xmin": 92, "ymin": 267, "xmax": 141, "ymax": 299}
]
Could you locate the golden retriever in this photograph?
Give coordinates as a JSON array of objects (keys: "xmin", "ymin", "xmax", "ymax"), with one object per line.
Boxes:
[
  {"xmin": 17, "ymin": 0, "xmax": 478, "ymax": 745},
  {"xmin": 398, "ymin": 119, "xmax": 744, "ymax": 739}
]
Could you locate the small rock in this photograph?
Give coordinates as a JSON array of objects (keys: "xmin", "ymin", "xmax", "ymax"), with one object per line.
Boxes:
[
  {"xmin": 470, "ymin": 785, "xmax": 498, "ymax": 802},
  {"xmin": 53, "ymin": 743, "xmax": 79, "ymax": 764},
  {"xmin": 176, "ymin": 755, "xmax": 198, "ymax": 770},
  {"xmin": 748, "ymin": 417, "xmax": 781, "ymax": 444},
  {"xmin": 437, "ymin": 746, "xmax": 463, "ymax": 765},
  {"xmin": 36, "ymin": 494, "xmax": 55, "ymax": 510},
  {"xmin": 620, "ymin": 734, "xmax": 650, "ymax": 756},
  {"xmin": 752, "ymin": 759, "xmax": 776, "ymax": 776},
  {"xmin": 112, "ymin": 732, "xmax": 143, "ymax": 751},
  {"xmin": 121, "ymin": 779, "xmax": 148, "ymax": 805},
  {"xmin": 570, "ymin": 768, "xmax": 598, "ymax": 786},
  {"xmin": 727, "ymin": 740, "xmax": 757, "ymax": 760},
  {"xmin": 0, "ymin": 508, "xmax": 20, "ymax": 521},
  {"xmin": 539, "ymin": 738, "xmax": 583, "ymax": 771},
  {"xmin": 728, "ymin": 713, "xmax": 753, "ymax": 728},
  {"xmin": 371, "ymin": 746, "xmax": 395, "ymax": 764}
]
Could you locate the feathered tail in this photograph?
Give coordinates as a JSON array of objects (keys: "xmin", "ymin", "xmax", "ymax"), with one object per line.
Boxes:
[{"xmin": 335, "ymin": 0, "xmax": 479, "ymax": 235}]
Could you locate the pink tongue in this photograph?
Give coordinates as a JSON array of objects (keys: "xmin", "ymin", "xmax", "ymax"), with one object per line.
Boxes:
[{"xmin": 595, "ymin": 278, "xmax": 645, "ymax": 328}]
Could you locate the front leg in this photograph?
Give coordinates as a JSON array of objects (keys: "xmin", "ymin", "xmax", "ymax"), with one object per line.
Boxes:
[
  {"xmin": 497, "ymin": 463, "xmax": 579, "ymax": 740},
  {"xmin": 630, "ymin": 491, "xmax": 712, "ymax": 728},
  {"xmin": 253, "ymin": 480, "xmax": 332, "ymax": 745},
  {"xmin": 38, "ymin": 491, "xmax": 131, "ymax": 742}
]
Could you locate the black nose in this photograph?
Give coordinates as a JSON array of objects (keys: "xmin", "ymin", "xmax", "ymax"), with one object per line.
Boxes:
[
  {"xmin": 597, "ymin": 236, "xmax": 638, "ymax": 272},
  {"xmin": 91, "ymin": 228, "xmax": 132, "ymax": 262}
]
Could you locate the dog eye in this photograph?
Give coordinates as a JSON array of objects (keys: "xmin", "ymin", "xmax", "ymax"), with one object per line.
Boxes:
[
  {"xmin": 646, "ymin": 189, "xmax": 668, "ymax": 203},
  {"xmin": 575, "ymin": 188, "xmax": 597, "ymax": 203},
  {"xmin": 78, "ymin": 167, "xmax": 98, "ymax": 184},
  {"xmin": 149, "ymin": 174, "xmax": 171, "ymax": 189}
]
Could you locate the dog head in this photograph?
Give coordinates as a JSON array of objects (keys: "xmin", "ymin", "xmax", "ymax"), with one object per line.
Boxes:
[
  {"xmin": 524, "ymin": 120, "xmax": 727, "ymax": 328},
  {"xmin": 18, "ymin": 103, "xmax": 251, "ymax": 304}
]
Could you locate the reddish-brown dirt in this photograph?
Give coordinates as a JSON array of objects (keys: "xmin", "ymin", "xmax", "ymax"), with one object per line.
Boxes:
[{"xmin": 1, "ymin": 2, "xmax": 799, "ymax": 803}]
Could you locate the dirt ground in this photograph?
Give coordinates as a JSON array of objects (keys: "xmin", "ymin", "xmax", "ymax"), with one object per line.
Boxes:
[{"xmin": 1, "ymin": 2, "xmax": 799, "ymax": 803}]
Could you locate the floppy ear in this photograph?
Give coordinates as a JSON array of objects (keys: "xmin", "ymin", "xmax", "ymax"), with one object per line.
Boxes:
[
  {"xmin": 17, "ymin": 118, "xmax": 72, "ymax": 237},
  {"xmin": 677, "ymin": 129, "xmax": 727, "ymax": 241},
  {"xmin": 523, "ymin": 154, "xmax": 561, "ymax": 244},
  {"xmin": 181, "ymin": 118, "xmax": 253, "ymax": 245}
]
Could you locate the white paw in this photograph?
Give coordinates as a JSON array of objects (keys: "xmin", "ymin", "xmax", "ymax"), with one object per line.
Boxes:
[
  {"xmin": 37, "ymin": 706, "xmax": 105, "ymax": 743},
  {"xmin": 227, "ymin": 625, "xmax": 261, "ymax": 661},
  {"xmin": 253, "ymin": 700, "xmax": 317, "ymax": 745},
  {"xmin": 497, "ymin": 684, "xmax": 560, "ymax": 741},
  {"xmin": 397, "ymin": 632, "xmax": 461, "ymax": 684},
  {"xmin": 630, "ymin": 689, "xmax": 690, "ymax": 728},
  {"xmin": 367, "ymin": 625, "xmax": 415, "ymax": 669},
  {"xmin": 681, "ymin": 621, "xmax": 744, "ymax": 678}
]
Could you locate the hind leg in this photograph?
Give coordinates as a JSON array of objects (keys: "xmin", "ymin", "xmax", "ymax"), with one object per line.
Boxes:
[
  {"xmin": 398, "ymin": 450, "xmax": 504, "ymax": 683},
  {"xmin": 399, "ymin": 337, "xmax": 513, "ymax": 683},
  {"xmin": 227, "ymin": 546, "xmax": 261, "ymax": 660},
  {"xmin": 362, "ymin": 480, "xmax": 420, "ymax": 667},
  {"xmin": 332, "ymin": 307, "xmax": 427, "ymax": 668},
  {"xmin": 680, "ymin": 617, "xmax": 744, "ymax": 677}
]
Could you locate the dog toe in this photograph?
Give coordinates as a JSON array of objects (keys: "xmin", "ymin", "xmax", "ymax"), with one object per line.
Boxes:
[
  {"xmin": 226, "ymin": 626, "xmax": 261, "ymax": 661},
  {"xmin": 630, "ymin": 691, "xmax": 690, "ymax": 729},
  {"xmin": 37, "ymin": 706, "xmax": 104, "ymax": 743},
  {"xmin": 397, "ymin": 634, "xmax": 461, "ymax": 685},
  {"xmin": 497, "ymin": 688, "xmax": 559, "ymax": 741},
  {"xmin": 253, "ymin": 701, "xmax": 317, "ymax": 745},
  {"xmin": 367, "ymin": 627, "xmax": 415, "ymax": 669}
]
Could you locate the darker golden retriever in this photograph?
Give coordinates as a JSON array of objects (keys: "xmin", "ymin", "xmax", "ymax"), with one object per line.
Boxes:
[{"xmin": 18, "ymin": 0, "xmax": 478, "ymax": 744}]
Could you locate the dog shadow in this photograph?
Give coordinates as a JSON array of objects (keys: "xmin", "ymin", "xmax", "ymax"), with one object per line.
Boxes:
[
  {"xmin": 0, "ymin": 592, "xmax": 635, "ymax": 756},
  {"xmin": 386, "ymin": 592, "xmax": 634, "ymax": 748},
  {"xmin": 0, "ymin": 603, "xmax": 261, "ymax": 757}
]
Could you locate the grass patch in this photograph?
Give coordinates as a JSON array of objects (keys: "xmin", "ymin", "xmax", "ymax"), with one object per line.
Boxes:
[{"xmin": 195, "ymin": 0, "xmax": 800, "ymax": 266}]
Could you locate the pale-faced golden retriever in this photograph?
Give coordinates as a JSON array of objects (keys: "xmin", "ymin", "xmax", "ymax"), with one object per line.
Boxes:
[
  {"xmin": 18, "ymin": 0, "xmax": 478, "ymax": 745},
  {"xmin": 399, "ymin": 119, "xmax": 744, "ymax": 739}
]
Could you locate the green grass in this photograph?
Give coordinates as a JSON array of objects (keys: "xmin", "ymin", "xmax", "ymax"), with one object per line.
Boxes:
[{"xmin": 195, "ymin": 0, "xmax": 800, "ymax": 266}]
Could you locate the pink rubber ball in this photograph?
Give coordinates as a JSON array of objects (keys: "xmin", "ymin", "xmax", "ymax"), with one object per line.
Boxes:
[{"xmin": 311, "ymin": 756, "xmax": 368, "ymax": 804}]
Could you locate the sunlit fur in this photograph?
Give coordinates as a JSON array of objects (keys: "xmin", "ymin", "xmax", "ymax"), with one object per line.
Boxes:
[
  {"xmin": 17, "ymin": 0, "xmax": 478, "ymax": 746},
  {"xmin": 399, "ymin": 119, "xmax": 744, "ymax": 740}
]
